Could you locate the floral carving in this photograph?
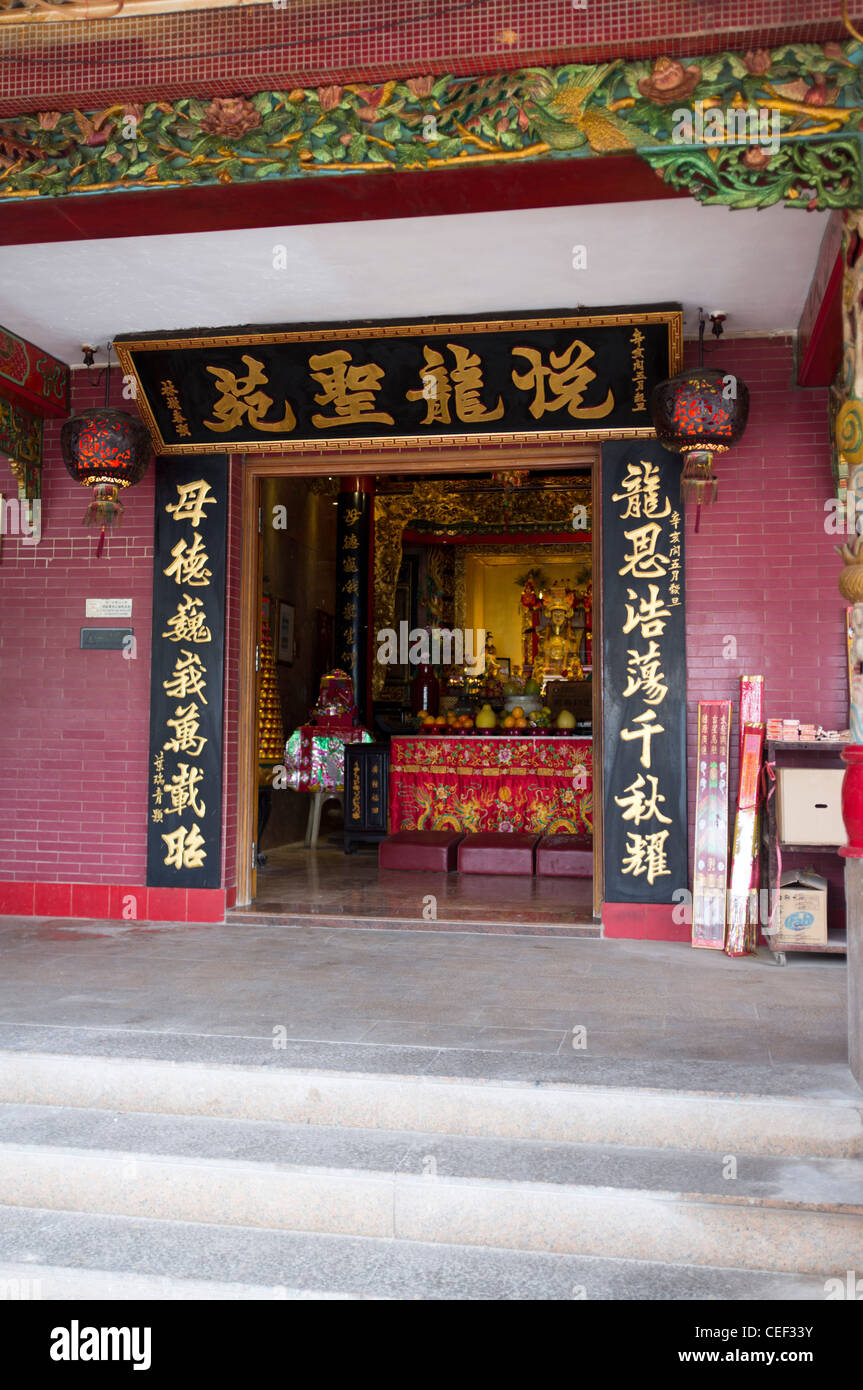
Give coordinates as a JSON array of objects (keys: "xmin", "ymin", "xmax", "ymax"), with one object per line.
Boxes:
[
  {"xmin": 637, "ymin": 56, "xmax": 702, "ymax": 105},
  {"xmin": 200, "ymin": 97, "xmax": 261, "ymax": 139}
]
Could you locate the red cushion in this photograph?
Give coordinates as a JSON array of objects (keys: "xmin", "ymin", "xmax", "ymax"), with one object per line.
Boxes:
[
  {"xmin": 379, "ymin": 831, "xmax": 463, "ymax": 872},
  {"xmin": 458, "ymin": 832, "xmax": 539, "ymax": 875},
  {"xmin": 536, "ymin": 833, "xmax": 593, "ymax": 877}
]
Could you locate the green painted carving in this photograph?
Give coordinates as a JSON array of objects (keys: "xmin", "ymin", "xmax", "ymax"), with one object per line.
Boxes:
[
  {"xmin": 642, "ymin": 139, "xmax": 862, "ymax": 211},
  {"xmin": 1, "ymin": 42, "xmax": 863, "ymax": 210}
]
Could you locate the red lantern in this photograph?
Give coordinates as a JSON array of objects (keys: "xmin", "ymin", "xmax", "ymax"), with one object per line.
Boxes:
[
  {"xmin": 650, "ymin": 312, "xmax": 749, "ymax": 532},
  {"xmin": 61, "ymin": 406, "xmax": 150, "ymax": 557}
]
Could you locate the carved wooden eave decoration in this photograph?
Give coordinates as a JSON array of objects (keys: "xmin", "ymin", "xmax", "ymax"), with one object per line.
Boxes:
[
  {"xmin": 0, "ymin": 0, "xmax": 266, "ymax": 22},
  {"xmin": 2, "ymin": 43, "xmax": 863, "ymax": 211},
  {"xmin": 0, "ymin": 324, "xmax": 69, "ymax": 500}
]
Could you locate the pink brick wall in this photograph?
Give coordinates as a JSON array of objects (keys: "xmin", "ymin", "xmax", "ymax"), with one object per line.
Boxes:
[
  {"xmin": 0, "ymin": 335, "xmax": 844, "ymax": 899},
  {"xmin": 682, "ymin": 335, "xmax": 845, "ymax": 823},
  {"xmin": 0, "ymin": 370, "xmax": 154, "ymax": 884}
]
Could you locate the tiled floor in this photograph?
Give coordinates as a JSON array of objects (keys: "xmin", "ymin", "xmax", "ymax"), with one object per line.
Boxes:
[
  {"xmin": 0, "ymin": 916, "xmax": 851, "ymax": 1085},
  {"xmin": 240, "ymin": 844, "xmax": 597, "ymax": 934}
]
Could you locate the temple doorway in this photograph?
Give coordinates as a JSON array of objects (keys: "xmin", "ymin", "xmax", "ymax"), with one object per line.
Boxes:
[{"xmin": 234, "ymin": 450, "xmax": 602, "ymax": 931}]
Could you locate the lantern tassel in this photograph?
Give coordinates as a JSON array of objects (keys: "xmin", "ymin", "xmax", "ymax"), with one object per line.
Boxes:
[
  {"xmin": 84, "ymin": 483, "xmax": 123, "ymax": 558},
  {"xmin": 680, "ymin": 450, "xmax": 718, "ymax": 530}
]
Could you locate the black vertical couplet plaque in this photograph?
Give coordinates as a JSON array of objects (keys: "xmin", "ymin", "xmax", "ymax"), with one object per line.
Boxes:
[
  {"xmin": 146, "ymin": 455, "xmax": 228, "ymax": 889},
  {"xmin": 601, "ymin": 440, "xmax": 687, "ymax": 903},
  {"xmin": 335, "ymin": 490, "xmax": 370, "ymax": 721}
]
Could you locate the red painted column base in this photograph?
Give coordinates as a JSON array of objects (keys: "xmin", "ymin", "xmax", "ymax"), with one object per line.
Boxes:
[
  {"xmin": 602, "ymin": 901, "xmax": 690, "ymax": 941},
  {"xmin": 0, "ymin": 882, "xmax": 232, "ymax": 923}
]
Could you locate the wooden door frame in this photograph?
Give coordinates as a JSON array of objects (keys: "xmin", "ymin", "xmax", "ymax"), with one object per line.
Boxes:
[{"xmin": 235, "ymin": 444, "xmax": 604, "ymax": 916}]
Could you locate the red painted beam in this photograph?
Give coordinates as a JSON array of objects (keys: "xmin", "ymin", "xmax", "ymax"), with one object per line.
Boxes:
[
  {"xmin": 0, "ymin": 323, "xmax": 69, "ymax": 417},
  {"xmin": 0, "ymin": 153, "xmax": 685, "ymax": 248},
  {"xmin": 797, "ymin": 252, "xmax": 842, "ymax": 388},
  {"xmin": 797, "ymin": 211, "xmax": 843, "ymax": 389}
]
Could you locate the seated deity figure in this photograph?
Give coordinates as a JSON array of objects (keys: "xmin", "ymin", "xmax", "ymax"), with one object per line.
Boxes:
[{"xmin": 536, "ymin": 578, "xmax": 584, "ymax": 680}]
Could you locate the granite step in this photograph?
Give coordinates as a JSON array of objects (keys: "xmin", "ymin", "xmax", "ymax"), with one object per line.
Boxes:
[
  {"xmin": 0, "ymin": 1046, "xmax": 860, "ymax": 1157},
  {"xmin": 0, "ymin": 1207, "xmax": 830, "ymax": 1302},
  {"xmin": 0, "ymin": 1104, "xmax": 861, "ymax": 1273}
]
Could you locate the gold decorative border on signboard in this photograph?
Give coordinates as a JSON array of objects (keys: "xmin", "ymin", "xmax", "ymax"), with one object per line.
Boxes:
[{"xmin": 114, "ymin": 310, "xmax": 683, "ymax": 458}]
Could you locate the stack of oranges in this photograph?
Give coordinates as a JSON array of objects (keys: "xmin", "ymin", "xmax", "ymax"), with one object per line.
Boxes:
[
  {"xmin": 418, "ymin": 710, "xmax": 475, "ymax": 734},
  {"xmin": 502, "ymin": 706, "xmax": 529, "ymax": 732}
]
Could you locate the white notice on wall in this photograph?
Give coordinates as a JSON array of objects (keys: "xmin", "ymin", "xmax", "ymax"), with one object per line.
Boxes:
[{"xmin": 86, "ymin": 599, "xmax": 133, "ymax": 618}]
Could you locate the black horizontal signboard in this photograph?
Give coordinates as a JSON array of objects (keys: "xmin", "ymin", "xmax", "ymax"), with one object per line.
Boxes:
[{"xmin": 115, "ymin": 307, "xmax": 681, "ymax": 455}]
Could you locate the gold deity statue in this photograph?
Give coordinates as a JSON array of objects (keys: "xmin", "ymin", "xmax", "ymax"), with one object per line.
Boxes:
[{"xmin": 534, "ymin": 577, "xmax": 585, "ymax": 681}]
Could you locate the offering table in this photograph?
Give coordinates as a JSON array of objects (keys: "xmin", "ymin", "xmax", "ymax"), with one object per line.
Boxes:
[{"xmin": 388, "ymin": 734, "xmax": 592, "ymax": 836}]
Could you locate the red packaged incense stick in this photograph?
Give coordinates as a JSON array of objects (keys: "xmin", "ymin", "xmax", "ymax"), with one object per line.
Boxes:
[
  {"xmin": 739, "ymin": 675, "xmax": 764, "ymax": 763},
  {"xmin": 725, "ymin": 722, "xmax": 765, "ymax": 957},
  {"xmin": 692, "ymin": 700, "xmax": 732, "ymax": 949}
]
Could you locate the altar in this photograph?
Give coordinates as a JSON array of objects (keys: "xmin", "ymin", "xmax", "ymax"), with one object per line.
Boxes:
[{"xmin": 389, "ymin": 735, "xmax": 593, "ymax": 836}]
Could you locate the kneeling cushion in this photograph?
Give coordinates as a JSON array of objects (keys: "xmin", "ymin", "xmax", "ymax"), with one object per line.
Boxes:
[
  {"xmin": 379, "ymin": 830, "xmax": 463, "ymax": 872},
  {"xmin": 458, "ymin": 832, "xmax": 539, "ymax": 875},
  {"xmin": 536, "ymin": 833, "xmax": 593, "ymax": 877}
]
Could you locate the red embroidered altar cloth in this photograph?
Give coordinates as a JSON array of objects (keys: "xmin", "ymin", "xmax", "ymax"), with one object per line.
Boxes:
[{"xmin": 389, "ymin": 735, "xmax": 592, "ymax": 835}]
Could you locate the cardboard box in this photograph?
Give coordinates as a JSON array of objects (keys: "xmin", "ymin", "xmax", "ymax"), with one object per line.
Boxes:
[
  {"xmin": 774, "ymin": 871, "xmax": 828, "ymax": 948},
  {"xmin": 775, "ymin": 767, "xmax": 845, "ymax": 845}
]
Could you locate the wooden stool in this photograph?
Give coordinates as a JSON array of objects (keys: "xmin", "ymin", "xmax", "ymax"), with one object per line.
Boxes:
[{"xmin": 305, "ymin": 790, "xmax": 344, "ymax": 848}]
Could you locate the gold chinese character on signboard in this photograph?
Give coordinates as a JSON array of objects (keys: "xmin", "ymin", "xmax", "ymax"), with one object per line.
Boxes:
[
  {"xmin": 165, "ymin": 479, "xmax": 217, "ymax": 529},
  {"xmin": 343, "ymin": 507, "xmax": 362, "ymax": 526},
  {"xmin": 161, "ymin": 823, "xmax": 207, "ymax": 869},
  {"xmin": 621, "ymin": 830, "xmax": 670, "ymax": 883},
  {"xmin": 204, "ymin": 355, "xmax": 296, "ymax": 434},
  {"xmin": 343, "ymin": 555, "xmax": 358, "ymax": 574},
  {"xmin": 511, "ymin": 339, "xmax": 614, "ymax": 420},
  {"xmin": 342, "ymin": 532, "xmax": 360, "ymax": 550},
  {"xmin": 621, "ymin": 585, "xmax": 671, "ymax": 640},
  {"xmin": 619, "ymin": 709, "xmax": 665, "ymax": 769},
  {"xmin": 163, "ymin": 533, "xmax": 212, "ymax": 587},
  {"xmin": 164, "ymin": 762, "xmax": 206, "ymax": 818},
  {"xmin": 163, "ymin": 650, "xmax": 208, "ymax": 704},
  {"xmin": 344, "ymin": 600, "xmax": 357, "ymax": 619},
  {"xmin": 164, "ymin": 702, "xmax": 207, "ymax": 756},
  {"xmin": 406, "ymin": 344, "xmax": 504, "ymax": 425},
  {"xmin": 611, "ymin": 459, "xmax": 671, "ymax": 520},
  {"xmin": 622, "ymin": 643, "xmax": 667, "ymax": 706},
  {"xmin": 162, "ymin": 595, "xmax": 212, "ymax": 644},
  {"xmin": 309, "ymin": 350, "xmax": 394, "ymax": 429},
  {"xmin": 342, "ymin": 577, "xmax": 358, "ymax": 595},
  {"xmin": 614, "ymin": 773, "xmax": 672, "ymax": 826},
  {"xmin": 618, "ymin": 523, "xmax": 671, "ymax": 581}
]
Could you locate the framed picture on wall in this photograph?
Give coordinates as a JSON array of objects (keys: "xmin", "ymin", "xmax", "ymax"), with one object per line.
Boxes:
[
  {"xmin": 496, "ymin": 657, "xmax": 511, "ymax": 679},
  {"xmin": 277, "ymin": 601, "xmax": 295, "ymax": 664}
]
